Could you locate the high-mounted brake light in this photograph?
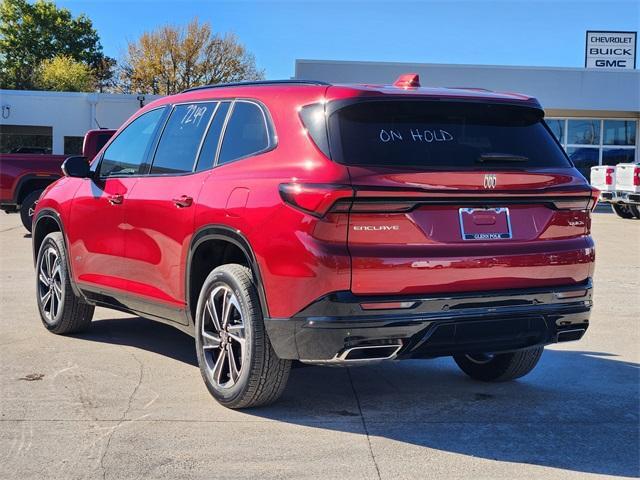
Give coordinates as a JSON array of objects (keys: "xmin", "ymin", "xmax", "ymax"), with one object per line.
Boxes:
[
  {"xmin": 393, "ymin": 73, "xmax": 421, "ymax": 89},
  {"xmin": 279, "ymin": 183, "xmax": 353, "ymax": 217}
]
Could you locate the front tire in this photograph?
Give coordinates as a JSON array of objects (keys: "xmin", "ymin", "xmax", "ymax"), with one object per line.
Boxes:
[
  {"xmin": 195, "ymin": 264, "xmax": 291, "ymax": 409},
  {"xmin": 36, "ymin": 232, "xmax": 94, "ymax": 334},
  {"xmin": 453, "ymin": 347, "xmax": 543, "ymax": 382},
  {"xmin": 20, "ymin": 190, "xmax": 43, "ymax": 232},
  {"xmin": 612, "ymin": 203, "xmax": 636, "ymax": 219}
]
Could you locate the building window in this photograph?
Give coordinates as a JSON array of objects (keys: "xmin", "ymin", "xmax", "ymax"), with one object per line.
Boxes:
[
  {"xmin": 603, "ymin": 120, "xmax": 636, "ymax": 146},
  {"xmin": 567, "ymin": 119, "xmax": 600, "ymax": 145},
  {"xmin": 546, "ymin": 119, "xmax": 565, "ymax": 144},
  {"xmin": 602, "ymin": 148, "xmax": 636, "ymax": 165},
  {"xmin": 0, "ymin": 124, "xmax": 52, "ymax": 154},
  {"xmin": 546, "ymin": 118, "xmax": 638, "ymax": 180},
  {"xmin": 567, "ymin": 147, "xmax": 599, "ymax": 177},
  {"xmin": 64, "ymin": 136, "xmax": 84, "ymax": 155}
]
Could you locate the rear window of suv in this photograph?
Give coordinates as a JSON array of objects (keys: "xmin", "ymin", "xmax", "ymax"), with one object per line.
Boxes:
[{"xmin": 324, "ymin": 100, "xmax": 571, "ymax": 169}]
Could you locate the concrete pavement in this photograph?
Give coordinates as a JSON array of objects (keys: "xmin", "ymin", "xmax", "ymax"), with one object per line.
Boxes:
[{"xmin": 0, "ymin": 210, "xmax": 638, "ymax": 479}]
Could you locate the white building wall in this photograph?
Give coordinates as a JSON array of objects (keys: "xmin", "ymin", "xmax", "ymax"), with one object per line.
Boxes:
[{"xmin": 0, "ymin": 90, "xmax": 162, "ymax": 154}]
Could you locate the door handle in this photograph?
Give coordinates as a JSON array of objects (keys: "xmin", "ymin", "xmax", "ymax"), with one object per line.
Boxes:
[
  {"xmin": 172, "ymin": 195, "xmax": 193, "ymax": 208},
  {"xmin": 107, "ymin": 194, "xmax": 123, "ymax": 205}
]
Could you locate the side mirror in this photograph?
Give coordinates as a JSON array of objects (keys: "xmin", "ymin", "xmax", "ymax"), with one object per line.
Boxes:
[{"xmin": 61, "ymin": 156, "xmax": 91, "ymax": 178}]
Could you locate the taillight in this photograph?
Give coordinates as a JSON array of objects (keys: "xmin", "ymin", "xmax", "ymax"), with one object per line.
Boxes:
[
  {"xmin": 550, "ymin": 190, "xmax": 599, "ymax": 211},
  {"xmin": 553, "ymin": 193, "xmax": 598, "ymax": 211},
  {"xmin": 635, "ymin": 166, "xmax": 640, "ymax": 186},
  {"xmin": 279, "ymin": 183, "xmax": 353, "ymax": 217},
  {"xmin": 605, "ymin": 167, "xmax": 615, "ymax": 185},
  {"xmin": 347, "ymin": 200, "xmax": 416, "ymax": 213},
  {"xmin": 589, "ymin": 188, "xmax": 600, "ymax": 211}
]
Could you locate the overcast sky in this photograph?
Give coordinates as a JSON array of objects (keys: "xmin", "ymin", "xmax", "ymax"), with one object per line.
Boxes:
[{"xmin": 56, "ymin": 0, "xmax": 640, "ymax": 78}]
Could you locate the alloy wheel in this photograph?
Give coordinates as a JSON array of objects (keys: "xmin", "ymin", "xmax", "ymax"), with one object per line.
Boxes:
[
  {"xmin": 200, "ymin": 285, "xmax": 246, "ymax": 389},
  {"xmin": 38, "ymin": 246, "xmax": 63, "ymax": 323}
]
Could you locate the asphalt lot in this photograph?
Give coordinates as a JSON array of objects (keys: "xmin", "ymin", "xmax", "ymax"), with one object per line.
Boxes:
[{"xmin": 0, "ymin": 209, "xmax": 638, "ymax": 479}]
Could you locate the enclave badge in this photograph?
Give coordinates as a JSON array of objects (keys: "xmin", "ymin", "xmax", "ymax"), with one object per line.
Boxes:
[{"xmin": 484, "ymin": 173, "xmax": 497, "ymax": 189}]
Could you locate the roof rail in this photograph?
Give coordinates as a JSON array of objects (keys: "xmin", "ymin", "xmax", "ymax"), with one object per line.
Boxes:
[
  {"xmin": 445, "ymin": 87, "xmax": 494, "ymax": 92},
  {"xmin": 181, "ymin": 79, "xmax": 331, "ymax": 93}
]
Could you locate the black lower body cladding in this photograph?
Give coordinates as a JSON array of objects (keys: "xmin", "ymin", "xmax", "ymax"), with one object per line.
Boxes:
[{"xmin": 264, "ymin": 282, "xmax": 592, "ymax": 363}]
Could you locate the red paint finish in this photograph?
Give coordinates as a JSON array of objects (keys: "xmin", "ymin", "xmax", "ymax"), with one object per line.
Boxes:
[
  {"xmin": 0, "ymin": 154, "xmax": 65, "ymax": 206},
  {"xmin": 123, "ymin": 173, "xmax": 205, "ymax": 306},
  {"xmin": 67, "ymin": 177, "xmax": 137, "ymax": 290},
  {"xmin": 34, "ymin": 80, "xmax": 596, "ymax": 325}
]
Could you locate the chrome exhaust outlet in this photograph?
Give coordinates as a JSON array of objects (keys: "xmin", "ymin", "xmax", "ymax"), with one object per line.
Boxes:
[
  {"xmin": 339, "ymin": 344, "xmax": 402, "ymax": 362},
  {"xmin": 557, "ymin": 328, "xmax": 586, "ymax": 342},
  {"xmin": 301, "ymin": 344, "xmax": 402, "ymax": 366}
]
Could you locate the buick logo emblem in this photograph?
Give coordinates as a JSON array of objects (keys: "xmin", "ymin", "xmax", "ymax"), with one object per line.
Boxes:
[{"xmin": 483, "ymin": 174, "xmax": 497, "ymax": 189}]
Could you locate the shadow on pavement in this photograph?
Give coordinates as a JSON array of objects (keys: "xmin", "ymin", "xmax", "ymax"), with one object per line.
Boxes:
[{"xmin": 81, "ymin": 316, "xmax": 640, "ymax": 478}]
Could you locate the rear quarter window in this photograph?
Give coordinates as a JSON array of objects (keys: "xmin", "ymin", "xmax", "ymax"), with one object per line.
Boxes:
[
  {"xmin": 218, "ymin": 101, "xmax": 271, "ymax": 165},
  {"xmin": 327, "ymin": 100, "xmax": 572, "ymax": 170}
]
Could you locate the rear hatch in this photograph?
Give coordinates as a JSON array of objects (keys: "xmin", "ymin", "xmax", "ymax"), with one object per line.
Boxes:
[
  {"xmin": 314, "ymin": 97, "xmax": 596, "ymax": 295},
  {"xmin": 590, "ymin": 165, "xmax": 616, "ymax": 192},
  {"xmin": 615, "ymin": 163, "xmax": 640, "ymax": 193}
]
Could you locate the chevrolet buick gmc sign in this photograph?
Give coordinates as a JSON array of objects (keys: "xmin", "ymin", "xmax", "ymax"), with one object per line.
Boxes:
[{"xmin": 585, "ymin": 31, "xmax": 636, "ymax": 69}]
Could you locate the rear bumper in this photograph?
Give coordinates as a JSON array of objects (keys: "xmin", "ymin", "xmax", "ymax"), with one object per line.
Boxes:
[
  {"xmin": 600, "ymin": 191, "xmax": 640, "ymax": 205},
  {"xmin": 264, "ymin": 281, "xmax": 592, "ymax": 363}
]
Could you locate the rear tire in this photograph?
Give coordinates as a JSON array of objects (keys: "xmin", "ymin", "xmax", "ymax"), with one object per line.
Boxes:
[
  {"xmin": 195, "ymin": 264, "xmax": 291, "ymax": 409},
  {"xmin": 453, "ymin": 347, "xmax": 543, "ymax": 382},
  {"xmin": 20, "ymin": 189, "xmax": 43, "ymax": 232},
  {"xmin": 36, "ymin": 232, "xmax": 94, "ymax": 334},
  {"xmin": 630, "ymin": 205, "xmax": 640, "ymax": 219},
  {"xmin": 612, "ymin": 203, "xmax": 635, "ymax": 219}
]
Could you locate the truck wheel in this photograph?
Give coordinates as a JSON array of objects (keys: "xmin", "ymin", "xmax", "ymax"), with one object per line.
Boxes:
[
  {"xmin": 20, "ymin": 189, "xmax": 43, "ymax": 232},
  {"xmin": 630, "ymin": 205, "xmax": 640, "ymax": 219},
  {"xmin": 195, "ymin": 264, "xmax": 291, "ymax": 409},
  {"xmin": 453, "ymin": 347, "xmax": 543, "ymax": 382},
  {"xmin": 612, "ymin": 204, "xmax": 635, "ymax": 219},
  {"xmin": 36, "ymin": 232, "xmax": 94, "ymax": 334}
]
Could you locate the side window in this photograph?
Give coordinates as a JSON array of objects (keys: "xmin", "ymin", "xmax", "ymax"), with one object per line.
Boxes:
[
  {"xmin": 196, "ymin": 102, "xmax": 231, "ymax": 172},
  {"xmin": 150, "ymin": 103, "xmax": 216, "ymax": 175},
  {"xmin": 218, "ymin": 102, "xmax": 270, "ymax": 165},
  {"xmin": 99, "ymin": 108, "xmax": 165, "ymax": 177}
]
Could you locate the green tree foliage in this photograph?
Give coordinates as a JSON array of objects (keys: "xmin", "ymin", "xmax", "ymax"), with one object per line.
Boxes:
[
  {"xmin": 0, "ymin": 0, "xmax": 112, "ymax": 89},
  {"xmin": 36, "ymin": 55, "xmax": 94, "ymax": 92},
  {"xmin": 121, "ymin": 18, "xmax": 264, "ymax": 95}
]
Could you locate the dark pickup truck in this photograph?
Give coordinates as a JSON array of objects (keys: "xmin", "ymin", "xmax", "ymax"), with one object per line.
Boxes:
[{"xmin": 1, "ymin": 129, "xmax": 115, "ymax": 231}]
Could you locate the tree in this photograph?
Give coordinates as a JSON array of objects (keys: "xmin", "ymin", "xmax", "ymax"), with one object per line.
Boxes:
[
  {"xmin": 122, "ymin": 19, "xmax": 264, "ymax": 95},
  {"xmin": 36, "ymin": 55, "xmax": 94, "ymax": 92},
  {"xmin": 94, "ymin": 56, "xmax": 117, "ymax": 92},
  {"xmin": 0, "ymin": 0, "xmax": 110, "ymax": 89}
]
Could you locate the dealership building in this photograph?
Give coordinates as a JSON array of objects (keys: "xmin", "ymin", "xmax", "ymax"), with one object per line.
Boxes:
[
  {"xmin": 0, "ymin": 90, "xmax": 160, "ymax": 156},
  {"xmin": 295, "ymin": 58, "xmax": 639, "ymax": 179}
]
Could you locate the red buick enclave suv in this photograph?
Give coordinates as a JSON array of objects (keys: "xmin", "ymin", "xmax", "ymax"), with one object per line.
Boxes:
[{"xmin": 32, "ymin": 75, "xmax": 596, "ymax": 408}]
